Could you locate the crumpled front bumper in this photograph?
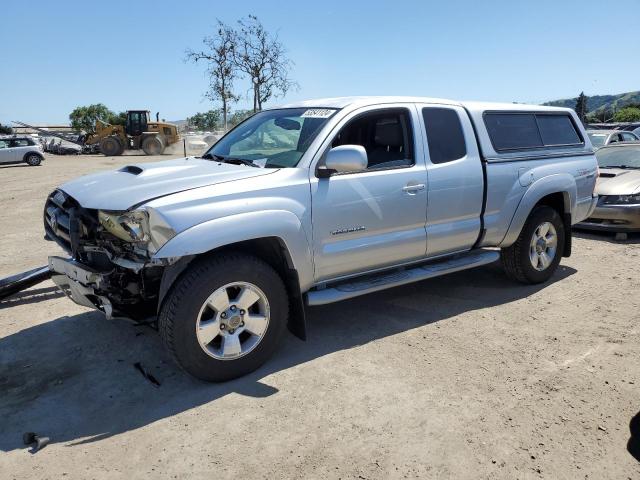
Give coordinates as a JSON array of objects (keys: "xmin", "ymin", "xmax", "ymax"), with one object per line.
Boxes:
[{"xmin": 48, "ymin": 256, "xmax": 114, "ymax": 318}]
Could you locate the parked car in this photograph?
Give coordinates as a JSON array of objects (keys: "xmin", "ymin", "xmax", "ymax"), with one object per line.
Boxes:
[
  {"xmin": 586, "ymin": 129, "xmax": 639, "ymax": 149},
  {"xmin": 0, "ymin": 136, "xmax": 44, "ymax": 166},
  {"xmin": 577, "ymin": 143, "xmax": 640, "ymax": 232},
  {"xmin": 45, "ymin": 96, "xmax": 598, "ymax": 381}
]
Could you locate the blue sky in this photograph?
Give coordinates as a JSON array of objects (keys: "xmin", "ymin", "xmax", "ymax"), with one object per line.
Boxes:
[{"xmin": 1, "ymin": 0, "xmax": 638, "ymax": 124}]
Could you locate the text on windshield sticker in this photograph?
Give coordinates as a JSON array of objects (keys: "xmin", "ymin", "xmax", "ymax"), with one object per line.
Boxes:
[{"xmin": 301, "ymin": 109, "xmax": 334, "ymax": 119}]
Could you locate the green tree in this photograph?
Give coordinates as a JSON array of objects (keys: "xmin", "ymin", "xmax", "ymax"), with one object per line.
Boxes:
[
  {"xmin": 0, "ymin": 123, "xmax": 12, "ymax": 134},
  {"xmin": 587, "ymin": 106, "xmax": 615, "ymax": 123},
  {"xmin": 574, "ymin": 92, "xmax": 588, "ymax": 124},
  {"xmin": 187, "ymin": 110, "xmax": 221, "ymax": 130},
  {"xmin": 109, "ymin": 111, "xmax": 127, "ymax": 126},
  {"xmin": 613, "ymin": 107, "xmax": 640, "ymax": 122},
  {"xmin": 228, "ymin": 109, "xmax": 254, "ymax": 127},
  {"xmin": 69, "ymin": 104, "xmax": 116, "ymax": 132}
]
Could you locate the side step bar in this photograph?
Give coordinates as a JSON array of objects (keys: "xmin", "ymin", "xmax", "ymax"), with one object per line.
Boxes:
[{"xmin": 306, "ymin": 249, "xmax": 500, "ymax": 306}]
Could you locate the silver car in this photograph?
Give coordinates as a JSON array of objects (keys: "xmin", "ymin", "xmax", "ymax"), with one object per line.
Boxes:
[
  {"xmin": 578, "ymin": 143, "xmax": 640, "ymax": 232},
  {"xmin": 0, "ymin": 136, "xmax": 44, "ymax": 166},
  {"xmin": 586, "ymin": 129, "xmax": 639, "ymax": 149}
]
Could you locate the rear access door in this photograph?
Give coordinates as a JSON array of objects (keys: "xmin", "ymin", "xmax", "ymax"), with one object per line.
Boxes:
[{"xmin": 417, "ymin": 104, "xmax": 484, "ymax": 256}]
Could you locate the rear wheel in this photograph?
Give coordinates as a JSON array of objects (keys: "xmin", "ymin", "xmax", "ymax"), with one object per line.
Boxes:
[
  {"xmin": 25, "ymin": 153, "xmax": 42, "ymax": 166},
  {"xmin": 142, "ymin": 136, "xmax": 165, "ymax": 155},
  {"xmin": 159, "ymin": 252, "xmax": 288, "ymax": 382},
  {"xmin": 501, "ymin": 206, "xmax": 565, "ymax": 284},
  {"xmin": 99, "ymin": 136, "xmax": 123, "ymax": 156}
]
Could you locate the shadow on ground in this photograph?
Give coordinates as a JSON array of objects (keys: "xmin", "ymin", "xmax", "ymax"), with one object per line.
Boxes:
[
  {"xmin": 0, "ymin": 164, "xmax": 31, "ymax": 170},
  {"xmin": 0, "ymin": 286, "xmax": 64, "ymax": 308},
  {"xmin": 573, "ymin": 229, "xmax": 640, "ymax": 245},
  {"xmin": 0, "ymin": 262, "xmax": 575, "ymax": 452}
]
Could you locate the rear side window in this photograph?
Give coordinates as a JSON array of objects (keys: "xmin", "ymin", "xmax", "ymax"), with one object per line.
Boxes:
[
  {"xmin": 537, "ymin": 115, "xmax": 581, "ymax": 146},
  {"xmin": 9, "ymin": 139, "xmax": 30, "ymax": 147},
  {"xmin": 484, "ymin": 114, "xmax": 542, "ymax": 150},
  {"xmin": 484, "ymin": 113, "xmax": 582, "ymax": 152},
  {"xmin": 422, "ymin": 108, "xmax": 466, "ymax": 164}
]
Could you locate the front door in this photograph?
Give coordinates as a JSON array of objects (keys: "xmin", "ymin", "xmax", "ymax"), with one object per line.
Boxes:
[{"xmin": 311, "ymin": 105, "xmax": 428, "ymax": 283}]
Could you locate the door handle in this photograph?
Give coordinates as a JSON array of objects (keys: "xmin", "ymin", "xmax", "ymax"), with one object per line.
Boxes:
[{"xmin": 402, "ymin": 183, "xmax": 425, "ymax": 194}]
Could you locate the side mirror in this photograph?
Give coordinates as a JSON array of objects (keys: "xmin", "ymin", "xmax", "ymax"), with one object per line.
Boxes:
[{"xmin": 318, "ymin": 145, "xmax": 368, "ymax": 177}]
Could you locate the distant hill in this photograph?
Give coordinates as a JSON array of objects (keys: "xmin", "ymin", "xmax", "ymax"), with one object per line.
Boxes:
[{"xmin": 544, "ymin": 90, "xmax": 640, "ymax": 113}]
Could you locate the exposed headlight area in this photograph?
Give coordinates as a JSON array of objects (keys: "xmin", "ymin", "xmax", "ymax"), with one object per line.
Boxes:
[
  {"xmin": 99, "ymin": 210, "xmax": 148, "ymax": 243},
  {"xmin": 98, "ymin": 208, "xmax": 176, "ymax": 256},
  {"xmin": 599, "ymin": 194, "xmax": 640, "ymax": 205},
  {"xmin": 45, "ymin": 190, "xmax": 177, "ymax": 320}
]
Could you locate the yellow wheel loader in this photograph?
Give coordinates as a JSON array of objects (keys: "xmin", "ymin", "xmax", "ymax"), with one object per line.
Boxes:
[{"xmin": 85, "ymin": 110, "xmax": 180, "ymax": 156}]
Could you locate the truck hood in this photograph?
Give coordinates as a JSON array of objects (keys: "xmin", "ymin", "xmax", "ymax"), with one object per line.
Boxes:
[
  {"xmin": 59, "ymin": 157, "xmax": 275, "ymax": 210},
  {"xmin": 596, "ymin": 168, "xmax": 640, "ymax": 196}
]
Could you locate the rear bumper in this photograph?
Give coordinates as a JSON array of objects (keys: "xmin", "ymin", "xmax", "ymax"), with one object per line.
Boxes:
[
  {"xmin": 576, "ymin": 203, "xmax": 640, "ymax": 232},
  {"xmin": 48, "ymin": 256, "xmax": 114, "ymax": 318}
]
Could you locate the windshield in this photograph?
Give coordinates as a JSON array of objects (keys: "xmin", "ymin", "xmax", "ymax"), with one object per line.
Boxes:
[
  {"xmin": 596, "ymin": 146, "xmax": 640, "ymax": 169},
  {"xmin": 587, "ymin": 132, "xmax": 607, "ymax": 148},
  {"xmin": 205, "ymin": 108, "xmax": 337, "ymax": 168}
]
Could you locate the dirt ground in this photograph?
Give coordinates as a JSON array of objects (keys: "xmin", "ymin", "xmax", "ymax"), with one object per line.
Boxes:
[{"xmin": 1, "ymin": 153, "xmax": 639, "ymax": 479}]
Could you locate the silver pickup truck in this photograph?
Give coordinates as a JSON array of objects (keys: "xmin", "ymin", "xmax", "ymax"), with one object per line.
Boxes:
[{"xmin": 45, "ymin": 96, "xmax": 598, "ymax": 381}]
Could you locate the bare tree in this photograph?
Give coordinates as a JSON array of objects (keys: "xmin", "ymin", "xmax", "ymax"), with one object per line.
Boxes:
[
  {"xmin": 186, "ymin": 21, "xmax": 238, "ymax": 130},
  {"xmin": 234, "ymin": 15, "xmax": 296, "ymax": 112}
]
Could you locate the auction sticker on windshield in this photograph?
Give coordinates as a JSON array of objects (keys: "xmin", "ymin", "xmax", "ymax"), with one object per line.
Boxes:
[{"xmin": 301, "ymin": 109, "xmax": 335, "ymax": 118}]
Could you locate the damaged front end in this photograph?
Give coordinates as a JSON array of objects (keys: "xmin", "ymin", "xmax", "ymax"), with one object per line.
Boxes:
[{"xmin": 44, "ymin": 189, "xmax": 175, "ymax": 320}]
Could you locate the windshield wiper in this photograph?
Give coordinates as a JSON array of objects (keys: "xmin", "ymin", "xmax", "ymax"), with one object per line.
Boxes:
[
  {"xmin": 202, "ymin": 153, "xmax": 259, "ymax": 168},
  {"xmin": 222, "ymin": 157, "xmax": 259, "ymax": 168},
  {"xmin": 601, "ymin": 165, "xmax": 638, "ymax": 169}
]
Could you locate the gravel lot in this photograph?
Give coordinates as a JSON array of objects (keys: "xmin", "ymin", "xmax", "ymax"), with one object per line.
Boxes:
[{"xmin": 1, "ymin": 153, "xmax": 639, "ymax": 479}]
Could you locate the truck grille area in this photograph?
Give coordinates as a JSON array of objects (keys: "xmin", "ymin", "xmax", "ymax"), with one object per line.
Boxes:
[
  {"xmin": 44, "ymin": 189, "xmax": 164, "ymax": 319},
  {"xmin": 44, "ymin": 189, "xmax": 76, "ymax": 254}
]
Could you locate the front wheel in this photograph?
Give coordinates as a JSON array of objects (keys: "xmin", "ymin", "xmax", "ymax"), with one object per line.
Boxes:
[
  {"xmin": 501, "ymin": 206, "xmax": 565, "ymax": 284},
  {"xmin": 99, "ymin": 136, "xmax": 123, "ymax": 156},
  {"xmin": 159, "ymin": 252, "xmax": 288, "ymax": 382}
]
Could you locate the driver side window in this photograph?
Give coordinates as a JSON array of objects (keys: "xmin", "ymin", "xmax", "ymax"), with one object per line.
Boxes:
[{"xmin": 331, "ymin": 109, "xmax": 414, "ymax": 170}]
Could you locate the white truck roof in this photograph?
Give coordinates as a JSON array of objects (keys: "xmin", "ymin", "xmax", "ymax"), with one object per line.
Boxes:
[{"xmin": 277, "ymin": 96, "xmax": 574, "ymax": 114}]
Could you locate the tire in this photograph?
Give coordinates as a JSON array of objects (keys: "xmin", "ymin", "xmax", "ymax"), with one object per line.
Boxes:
[
  {"xmin": 159, "ymin": 252, "xmax": 289, "ymax": 382},
  {"xmin": 115, "ymin": 139, "xmax": 126, "ymax": 156},
  {"xmin": 142, "ymin": 136, "xmax": 164, "ymax": 155},
  {"xmin": 500, "ymin": 205, "xmax": 565, "ymax": 284},
  {"xmin": 99, "ymin": 136, "xmax": 123, "ymax": 156},
  {"xmin": 25, "ymin": 153, "xmax": 42, "ymax": 166}
]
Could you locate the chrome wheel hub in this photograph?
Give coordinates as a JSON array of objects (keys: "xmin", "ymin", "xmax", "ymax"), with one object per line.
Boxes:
[
  {"xmin": 196, "ymin": 282, "xmax": 270, "ymax": 360},
  {"xmin": 529, "ymin": 222, "xmax": 557, "ymax": 271}
]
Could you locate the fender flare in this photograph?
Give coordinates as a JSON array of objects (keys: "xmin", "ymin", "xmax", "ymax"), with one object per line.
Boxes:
[
  {"xmin": 153, "ymin": 209, "xmax": 314, "ymax": 292},
  {"xmin": 500, "ymin": 174, "xmax": 576, "ymax": 247},
  {"xmin": 153, "ymin": 210, "xmax": 313, "ymax": 341}
]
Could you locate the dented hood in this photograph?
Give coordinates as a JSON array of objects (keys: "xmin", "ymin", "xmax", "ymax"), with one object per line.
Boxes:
[{"xmin": 59, "ymin": 157, "xmax": 275, "ymax": 210}]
